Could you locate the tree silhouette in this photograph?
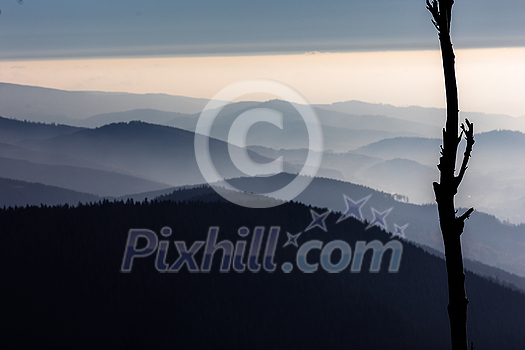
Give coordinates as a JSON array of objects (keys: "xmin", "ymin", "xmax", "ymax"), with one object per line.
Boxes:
[{"xmin": 426, "ymin": 0, "xmax": 475, "ymax": 349}]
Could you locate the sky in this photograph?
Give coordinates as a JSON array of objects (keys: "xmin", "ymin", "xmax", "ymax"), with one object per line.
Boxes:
[{"xmin": 1, "ymin": 0, "xmax": 525, "ymax": 116}]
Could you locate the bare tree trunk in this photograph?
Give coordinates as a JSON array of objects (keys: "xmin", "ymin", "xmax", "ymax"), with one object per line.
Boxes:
[{"xmin": 426, "ymin": 1, "xmax": 475, "ymax": 349}]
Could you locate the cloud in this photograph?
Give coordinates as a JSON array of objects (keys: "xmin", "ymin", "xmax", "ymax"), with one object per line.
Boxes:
[{"xmin": 0, "ymin": 0, "xmax": 524, "ymax": 59}]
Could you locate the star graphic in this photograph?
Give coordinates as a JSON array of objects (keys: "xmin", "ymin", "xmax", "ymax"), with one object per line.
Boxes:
[
  {"xmin": 283, "ymin": 232, "xmax": 301, "ymax": 248},
  {"xmin": 393, "ymin": 224, "xmax": 409, "ymax": 238},
  {"xmin": 366, "ymin": 207, "xmax": 393, "ymax": 231},
  {"xmin": 305, "ymin": 209, "xmax": 330, "ymax": 232},
  {"xmin": 336, "ymin": 194, "xmax": 371, "ymax": 223}
]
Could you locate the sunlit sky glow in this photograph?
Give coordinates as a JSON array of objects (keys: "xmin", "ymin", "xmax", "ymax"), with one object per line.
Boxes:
[
  {"xmin": 1, "ymin": 48, "xmax": 525, "ymax": 117},
  {"xmin": 1, "ymin": 1, "xmax": 525, "ymax": 117}
]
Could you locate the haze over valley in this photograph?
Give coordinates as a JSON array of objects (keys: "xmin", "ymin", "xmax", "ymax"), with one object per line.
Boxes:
[{"xmin": 1, "ymin": 83, "xmax": 524, "ymax": 283}]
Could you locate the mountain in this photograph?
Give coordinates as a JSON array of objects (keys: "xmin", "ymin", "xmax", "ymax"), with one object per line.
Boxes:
[
  {"xmin": 0, "ymin": 141, "xmax": 142, "ymax": 175},
  {"xmin": 0, "ymin": 115, "xmax": 82, "ymax": 144},
  {"xmin": 358, "ymin": 158, "xmax": 437, "ymax": 203},
  {"xmin": 0, "ymin": 177, "xmax": 100, "ymax": 208},
  {"xmin": 4, "ymin": 111, "xmax": 524, "ymax": 223},
  {"xmin": 156, "ymin": 182, "xmax": 525, "ymax": 293},
  {"xmin": 316, "ymin": 100, "xmax": 525, "ymax": 133},
  {"xmin": 2, "ymin": 199, "xmax": 524, "ymax": 349},
  {"xmin": 349, "ymin": 130, "xmax": 525, "ymax": 169},
  {"xmin": 247, "ymin": 146, "xmax": 383, "ymax": 182},
  {"xmin": 86, "ymin": 102, "xmax": 262, "ymax": 128},
  {"xmin": 80, "ymin": 101, "xmax": 440, "ymax": 152},
  {"xmin": 0, "ymin": 82, "xmax": 211, "ymax": 123},
  {"xmin": 314, "ymin": 105, "xmax": 441, "ymax": 137},
  {"xmin": 81, "ymin": 108, "xmax": 190, "ymax": 128},
  {"xmin": 0, "ymin": 156, "xmax": 171, "ymax": 197},
  {"xmin": 247, "ymin": 128, "xmax": 525, "ymax": 223},
  {"xmin": 5, "ymin": 110, "xmax": 524, "ymax": 223},
  {"xmin": 158, "ymin": 174, "xmax": 525, "ymax": 278},
  {"xmin": 349, "ymin": 130, "xmax": 525, "ymax": 223},
  {"xmin": 351, "ymin": 136, "xmax": 440, "ymax": 166},
  {"xmin": 27, "ymin": 121, "xmax": 277, "ymax": 187},
  {"xmin": 1, "ymin": 94, "xmax": 523, "ymax": 274},
  {"xmin": 3, "ymin": 82, "xmax": 524, "ymax": 139},
  {"xmin": 167, "ymin": 99, "xmax": 439, "ymax": 151},
  {"xmin": 0, "ymin": 117, "xmax": 345, "ymax": 197}
]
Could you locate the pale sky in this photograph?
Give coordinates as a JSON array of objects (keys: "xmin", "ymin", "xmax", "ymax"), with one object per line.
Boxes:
[
  {"xmin": 2, "ymin": 0, "xmax": 525, "ymax": 59},
  {"xmin": 1, "ymin": 47, "xmax": 525, "ymax": 117},
  {"xmin": 1, "ymin": 1, "xmax": 525, "ymax": 117}
]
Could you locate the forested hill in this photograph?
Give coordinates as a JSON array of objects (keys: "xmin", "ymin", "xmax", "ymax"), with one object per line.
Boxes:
[{"xmin": 2, "ymin": 199, "xmax": 525, "ymax": 349}]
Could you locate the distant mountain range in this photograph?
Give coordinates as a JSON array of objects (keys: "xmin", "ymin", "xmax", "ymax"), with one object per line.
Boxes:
[
  {"xmin": 0, "ymin": 116, "xmax": 81, "ymax": 144},
  {"xmin": 316, "ymin": 100, "xmax": 525, "ymax": 133},
  {"xmin": 2, "ymin": 83, "xmax": 523, "ymax": 221},
  {"xmin": 348, "ymin": 130, "xmax": 525, "ymax": 223},
  {"xmin": 0, "ymin": 82, "xmax": 524, "ymax": 279},
  {"xmin": 0, "ymin": 82, "xmax": 211, "ymax": 123},
  {"xmin": 3, "ymin": 82, "xmax": 525, "ymax": 134},
  {"xmin": 0, "ymin": 156, "xmax": 170, "ymax": 197},
  {"xmin": 28, "ymin": 120, "xmax": 278, "ymax": 187},
  {"xmin": 0, "ymin": 177, "xmax": 100, "ymax": 208},
  {"xmin": 78, "ymin": 101, "xmax": 434, "ymax": 151},
  {"xmin": 246, "ymin": 129, "xmax": 525, "ymax": 224}
]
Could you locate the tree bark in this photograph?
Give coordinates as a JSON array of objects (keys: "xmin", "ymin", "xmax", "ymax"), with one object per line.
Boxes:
[{"xmin": 426, "ymin": 1, "xmax": 475, "ymax": 349}]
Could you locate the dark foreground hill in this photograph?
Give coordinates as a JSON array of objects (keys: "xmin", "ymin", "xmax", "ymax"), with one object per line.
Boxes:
[
  {"xmin": 155, "ymin": 181, "xmax": 525, "ymax": 292},
  {"xmin": 2, "ymin": 200, "xmax": 524, "ymax": 349},
  {"xmin": 155, "ymin": 174, "xmax": 525, "ymax": 279}
]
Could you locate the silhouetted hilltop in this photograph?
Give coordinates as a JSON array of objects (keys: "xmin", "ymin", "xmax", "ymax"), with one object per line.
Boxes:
[
  {"xmin": 0, "ymin": 115, "xmax": 81, "ymax": 144},
  {"xmin": 156, "ymin": 174, "xmax": 525, "ymax": 279},
  {"xmin": 82, "ymin": 108, "xmax": 189, "ymax": 127},
  {"xmin": 2, "ymin": 199, "xmax": 524, "ymax": 349},
  {"xmin": 30, "ymin": 120, "xmax": 274, "ymax": 186},
  {"xmin": 0, "ymin": 156, "xmax": 170, "ymax": 197},
  {"xmin": 0, "ymin": 177, "xmax": 100, "ymax": 208}
]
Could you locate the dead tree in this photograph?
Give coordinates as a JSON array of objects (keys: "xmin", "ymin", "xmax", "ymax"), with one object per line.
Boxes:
[{"xmin": 426, "ymin": 1, "xmax": 475, "ymax": 349}]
